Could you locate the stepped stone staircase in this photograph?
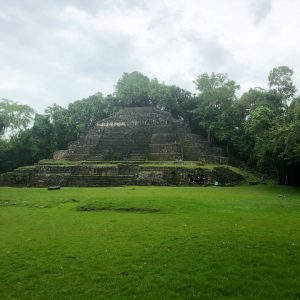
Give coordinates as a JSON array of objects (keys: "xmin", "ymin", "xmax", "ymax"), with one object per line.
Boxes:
[{"xmin": 53, "ymin": 107, "xmax": 227, "ymax": 163}]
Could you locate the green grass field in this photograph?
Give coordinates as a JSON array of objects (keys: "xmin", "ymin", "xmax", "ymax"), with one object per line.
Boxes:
[{"xmin": 0, "ymin": 185, "xmax": 299, "ymax": 299}]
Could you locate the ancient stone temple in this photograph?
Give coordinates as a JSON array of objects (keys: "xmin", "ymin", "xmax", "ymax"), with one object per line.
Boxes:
[
  {"xmin": 53, "ymin": 107, "xmax": 226, "ymax": 163},
  {"xmin": 0, "ymin": 107, "xmax": 244, "ymax": 187}
]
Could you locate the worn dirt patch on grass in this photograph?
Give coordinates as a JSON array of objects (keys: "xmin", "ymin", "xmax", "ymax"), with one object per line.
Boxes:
[
  {"xmin": 0, "ymin": 200, "xmax": 17, "ymax": 207},
  {"xmin": 76, "ymin": 204, "xmax": 160, "ymax": 213}
]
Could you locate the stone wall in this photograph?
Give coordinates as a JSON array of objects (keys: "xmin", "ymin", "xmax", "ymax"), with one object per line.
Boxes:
[{"xmin": 0, "ymin": 162, "xmax": 243, "ymax": 187}]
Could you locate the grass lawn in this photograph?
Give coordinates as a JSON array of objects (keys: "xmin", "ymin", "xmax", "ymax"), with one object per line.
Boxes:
[{"xmin": 0, "ymin": 185, "xmax": 299, "ymax": 299}]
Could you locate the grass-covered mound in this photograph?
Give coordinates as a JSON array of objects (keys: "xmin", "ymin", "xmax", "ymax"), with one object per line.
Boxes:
[{"xmin": 0, "ymin": 185, "xmax": 299, "ymax": 299}]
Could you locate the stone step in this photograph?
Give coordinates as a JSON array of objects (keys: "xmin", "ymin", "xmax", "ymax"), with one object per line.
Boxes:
[
  {"xmin": 196, "ymin": 156, "xmax": 228, "ymax": 164},
  {"xmin": 149, "ymin": 143, "xmax": 182, "ymax": 154},
  {"xmin": 66, "ymin": 175, "xmax": 136, "ymax": 186},
  {"xmin": 150, "ymin": 133, "xmax": 178, "ymax": 144},
  {"xmin": 127, "ymin": 153, "xmax": 147, "ymax": 161},
  {"xmin": 93, "ymin": 146, "xmax": 148, "ymax": 152},
  {"xmin": 149, "ymin": 153, "xmax": 183, "ymax": 161}
]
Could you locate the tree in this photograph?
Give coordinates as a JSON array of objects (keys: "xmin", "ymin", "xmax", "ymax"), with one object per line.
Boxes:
[
  {"xmin": 149, "ymin": 79, "xmax": 194, "ymax": 119},
  {"xmin": 279, "ymin": 98, "xmax": 300, "ymax": 183},
  {"xmin": 194, "ymin": 73, "xmax": 239, "ymax": 102},
  {"xmin": 115, "ymin": 72, "xmax": 151, "ymax": 107},
  {"xmin": 68, "ymin": 92, "xmax": 110, "ymax": 135},
  {"xmin": 0, "ymin": 114, "xmax": 56, "ymax": 173},
  {"xmin": 29, "ymin": 114, "xmax": 55, "ymax": 161},
  {"xmin": 0, "ymin": 99, "xmax": 35, "ymax": 136},
  {"xmin": 245, "ymin": 106, "xmax": 277, "ymax": 135},
  {"xmin": 268, "ymin": 66, "xmax": 297, "ymax": 106},
  {"xmin": 237, "ymin": 88, "xmax": 283, "ymax": 119},
  {"xmin": 194, "ymin": 73, "xmax": 240, "ymax": 151},
  {"xmin": 45, "ymin": 104, "xmax": 76, "ymax": 150}
]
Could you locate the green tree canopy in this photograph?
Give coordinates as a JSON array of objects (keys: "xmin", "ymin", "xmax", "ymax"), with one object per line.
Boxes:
[
  {"xmin": 115, "ymin": 72, "xmax": 151, "ymax": 107},
  {"xmin": 237, "ymin": 88, "xmax": 283, "ymax": 119},
  {"xmin": 0, "ymin": 99, "xmax": 35, "ymax": 136},
  {"xmin": 245, "ymin": 106, "xmax": 277, "ymax": 136},
  {"xmin": 149, "ymin": 79, "xmax": 194, "ymax": 119},
  {"xmin": 268, "ymin": 66, "xmax": 297, "ymax": 106},
  {"xmin": 194, "ymin": 73, "xmax": 240, "ymax": 148},
  {"xmin": 68, "ymin": 92, "xmax": 110, "ymax": 134},
  {"xmin": 45, "ymin": 104, "xmax": 76, "ymax": 150}
]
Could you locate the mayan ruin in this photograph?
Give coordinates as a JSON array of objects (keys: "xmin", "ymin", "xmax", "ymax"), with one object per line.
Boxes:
[{"xmin": 0, "ymin": 107, "xmax": 244, "ymax": 187}]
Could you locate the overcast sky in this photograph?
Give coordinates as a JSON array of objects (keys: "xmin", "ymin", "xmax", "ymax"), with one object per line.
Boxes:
[{"xmin": 0, "ymin": 0, "xmax": 299, "ymax": 112}]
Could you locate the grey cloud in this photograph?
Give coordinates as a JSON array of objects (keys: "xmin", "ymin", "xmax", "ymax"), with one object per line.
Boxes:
[
  {"xmin": 0, "ymin": 1, "xmax": 143, "ymax": 111},
  {"xmin": 0, "ymin": 0, "xmax": 148, "ymax": 16},
  {"xmin": 250, "ymin": 0, "xmax": 272, "ymax": 24},
  {"xmin": 184, "ymin": 32, "xmax": 235, "ymax": 71},
  {"xmin": 59, "ymin": 33, "xmax": 138, "ymax": 77},
  {"xmin": 200, "ymin": 40, "xmax": 234, "ymax": 70}
]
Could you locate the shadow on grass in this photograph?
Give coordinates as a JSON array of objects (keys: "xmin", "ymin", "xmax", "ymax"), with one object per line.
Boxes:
[{"xmin": 76, "ymin": 204, "xmax": 160, "ymax": 213}]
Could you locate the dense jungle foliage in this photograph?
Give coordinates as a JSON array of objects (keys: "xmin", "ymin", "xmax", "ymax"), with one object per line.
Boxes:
[{"xmin": 1, "ymin": 66, "xmax": 299, "ymax": 184}]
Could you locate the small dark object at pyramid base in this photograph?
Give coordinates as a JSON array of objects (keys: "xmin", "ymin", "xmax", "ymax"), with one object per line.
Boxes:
[{"xmin": 48, "ymin": 186, "xmax": 61, "ymax": 190}]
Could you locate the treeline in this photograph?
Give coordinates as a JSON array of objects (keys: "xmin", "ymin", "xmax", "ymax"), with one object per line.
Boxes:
[{"xmin": 1, "ymin": 66, "xmax": 300, "ymax": 184}]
